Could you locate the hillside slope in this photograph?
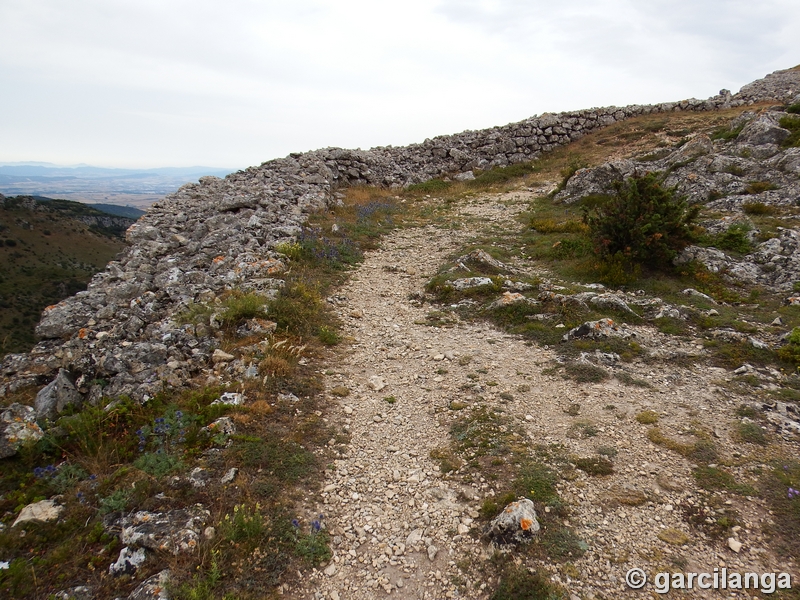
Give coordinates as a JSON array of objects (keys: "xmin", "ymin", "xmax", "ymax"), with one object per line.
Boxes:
[
  {"xmin": 0, "ymin": 66, "xmax": 799, "ymax": 600},
  {"xmin": 0, "ymin": 195, "xmax": 135, "ymax": 356}
]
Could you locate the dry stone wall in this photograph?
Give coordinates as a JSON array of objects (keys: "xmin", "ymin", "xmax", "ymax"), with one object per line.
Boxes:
[{"xmin": 1, "ymin": 67, "xmax": 799, "ymax": 412}]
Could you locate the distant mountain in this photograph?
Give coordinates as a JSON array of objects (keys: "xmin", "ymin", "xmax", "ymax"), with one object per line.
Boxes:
[{"xmin": 0, "ymin": 163, "xmax": 232, "ymax": 178}]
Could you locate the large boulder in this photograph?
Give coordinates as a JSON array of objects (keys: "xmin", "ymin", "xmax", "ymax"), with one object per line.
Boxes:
[
  {"xmin": 555, "ymin": 160, "xmax": 637, "ymax": 204},
  {"xmin": 737, "ymin": 113, "xmax": 791, "ymax": 146},
  {"xmin": 35, "ymin": 369, "xmax": 82, "ymax": 420}
]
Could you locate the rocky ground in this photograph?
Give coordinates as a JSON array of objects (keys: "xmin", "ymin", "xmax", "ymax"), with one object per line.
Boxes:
[
  {"xmin": 2, "ymin": 67, "xmax": 800, "ymax": 600},
  {"xmin": 289, "ymin": 189, "xmax": 800, "ymax": 600}
]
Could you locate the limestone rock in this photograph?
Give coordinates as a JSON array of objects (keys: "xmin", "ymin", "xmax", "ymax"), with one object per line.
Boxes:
[
  {"xmin": 118, "ymin": 506, "xmax": 209, "ymax": 554},
  {"xmin": 109, "ymin": 546, "xmax": 147, "ymax": 575},
  {"xmin": 13, "ymin": 498, "xmax": 64, "ymax": 527},
  {"xmin": 52, "ymin": 586, "xmax": 94, "ymax": 600},
  {"xmin": 0, "ymin": 403, "xmax": 44, "ymax": 458},
  {"xmin": 485, "ymin": 498, "xmax": 540, "ymax": 544},
  {"xmin": 126, "ymin": 569, "xmax": 170, "ymax": 600},
  {"xmin": 450, "ymin": 277, "xmax": 494, "ymax": 291},
  {"xmin": 35, "ymin": 369, "xmax": 82, "ymax": 420},
  {"xmin": 562, "ymin": 318, "xmax": 632, "ymax": 342},
  {"xmin": 738, "ymin": 113, "xmax": 791, "ymax": 146}
]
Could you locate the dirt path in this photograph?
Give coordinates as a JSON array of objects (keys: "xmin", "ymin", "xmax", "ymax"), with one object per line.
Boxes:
[{"xmin": 291, "ymin": 193, "xmax": 796, "ymax": 600}]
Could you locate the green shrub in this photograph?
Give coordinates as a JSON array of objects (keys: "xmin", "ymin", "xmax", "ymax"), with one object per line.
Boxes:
[
  {"xmin": 317, "ymin": 325, "xmax": 340, "ymax": 345},
  {"xmin": 788, "ymin": 103, "xmax": 800, "ymax": 114},
  {"xmin": 737, "ymin": 421, "xmax": 767, "ymax": 445},
  {"xmin": 221, "ymin": 503, "xmax": 265, "ymax": 543},
  {"xmin": 406, "ymin": 179, "xmax": 452, "ymax": 194},
  {"xmin": 779, "ymin": 328, "xmax": 800, "ymax": 365},
  {"xmin": 267, "ymin": 281, "xmax": 323, "ymax": 336},
  {"xmin": 491, "ymin": 565, "xmax": 563, "ymax": 600},
  {"xmin": 711, "ymin": 123, "xmax": 745, "ymax": 141},
  {"xmin": 635, "ymin": 410, "xmax": 659, "ymax": 424},
  {"xmin": 563, "ymin": 362, "xmax": 608, "ymax": 383},
  {"xmin": 574, "ymin": 456, "xmax": 614, "ymax": 476},
  {"xmin": 712, "ymin": 223, "xmax": 753, "ymax": 254},
  {"xmin": 779, "ymin": 115, "xmax": 800, "ymax": 148},
  {"xmin": 744, "ymin": 181, "xmax": 778, "ymax": 195},
  {"xmin": 583, "ymin": 172, "xmax": 699, "ymax": 271},
  {"xmin": 220, "ymin": 292, "xmax": 268, "ymax": 326},
  {"xmin": 742, "ymin": 201, "xmax": 774, "ymax": 215},
  {"xmin": 133, "ymin": 452, "xmax": 184, "ymax": 477}
]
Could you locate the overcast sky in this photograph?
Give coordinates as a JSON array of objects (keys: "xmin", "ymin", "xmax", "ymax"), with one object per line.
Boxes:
[{"xmin": 1, "ymin": 1, "xmax": 798, "ymax": 170}]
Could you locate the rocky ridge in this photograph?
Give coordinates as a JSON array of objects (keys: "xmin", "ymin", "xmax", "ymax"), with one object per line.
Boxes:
[{"xmin": 1, "ymin": 68, "xmax": 798, "ymax": 420}]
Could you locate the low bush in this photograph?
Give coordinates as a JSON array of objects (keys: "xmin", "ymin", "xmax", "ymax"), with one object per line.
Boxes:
[
  {"xmin": 711, "ymin": 123, "xmax": 745, "ymax": 141},
  {"xmin": 778, "ymin": 328, "xmax": 800, "ymax": 365},
  {"xmin": 583, "ymin": 172, "xmax": 699, "ymax": 271},
  {"xmin": 779, "ymin": 115, "xmax": 800, "ymax": 148},
  {"xmin": 742, "ymin": 201, "xmax": 775, "ymax": 215}
]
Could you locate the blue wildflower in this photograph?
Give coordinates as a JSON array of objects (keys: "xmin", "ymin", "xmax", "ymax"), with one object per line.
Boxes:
[{"xmin": 291, "ymin": 519, "xmax": 300, "ymax": 528}]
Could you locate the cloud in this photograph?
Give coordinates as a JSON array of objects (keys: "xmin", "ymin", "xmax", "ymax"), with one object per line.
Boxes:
[{"xmin": 0, "ymin": 0, "xmax": 797, "ymax": 168}]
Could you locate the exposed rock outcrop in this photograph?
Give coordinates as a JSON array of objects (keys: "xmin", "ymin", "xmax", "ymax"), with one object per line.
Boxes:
[{"xmin": 0, "ymin": 66, "xmax": 798, "ymax": 424}]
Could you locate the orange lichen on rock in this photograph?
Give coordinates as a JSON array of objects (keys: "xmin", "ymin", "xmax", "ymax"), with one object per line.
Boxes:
[
  {"xmin": 213, "ymin": 255, "xmax": 225, "ymax": 264},
  {"xmin": 520, "ymin": 518, "xmax": 534, "ymax": 531}
]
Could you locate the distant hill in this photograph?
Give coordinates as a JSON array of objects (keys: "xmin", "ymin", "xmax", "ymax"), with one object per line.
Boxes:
[
  {"xmin": 0, "ymin": 194, "xmax": 134, "ymax": 356},
  {"xmin": 87, "ymin": 203, "xmax": 146, "ymax": 218}
]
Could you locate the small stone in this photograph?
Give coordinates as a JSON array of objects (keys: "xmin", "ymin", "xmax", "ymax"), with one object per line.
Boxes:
[
  {"xmin": 13, "ymin": 499, "xmax": 63, "ymax": 527},
  {"xmin": 211, "ymin": 392, "xmax": 244, "ymax": 406},
  {"xmin": 204, "ymin": 526, "xmax": 216, "ymax": 539},
  {"xmin": 427, "ymin": 544, "xmax": 438, "ymax": 561},
  {"xmin": 324, "ymin": 563, "xmax": 337, "ymax": 576},
  {"xmin": 350, "ymin": 309, "xmax": 363, "ymax": 318},
  {"xmin": 772, "ymin": 317, "xmax": 783, "ymax": 326},
  {"xmin": 220, "ymin": 467, "xmax": 238, "ymax": 484},
  {"xmin": 211, "ymin": 349, "xmax": 235, "ymax": 363},
  {"xmin": 109, "ymin": 546, "xmax": 146, "ymax": 575},
  {"xmin": 331, "ymin": 591, "xmax": 340, "ymax": 600},
  {"xmin": 728, "ymin": 537, "xmax": 743, "ymax": 553},
  {"xmin": 373, "ymin": 415, "xmax": 382, "ymax": 423},
  {"xmin": 406, "ymin": 528, "xmax": 424, "ymax": 546},
  {"xmin": 343, "ymin": 405, "xmax": 353, "ymax": 414},
  {"xmin": 368, "ymin": 376, "xmax": 386, "ymax": 391}
]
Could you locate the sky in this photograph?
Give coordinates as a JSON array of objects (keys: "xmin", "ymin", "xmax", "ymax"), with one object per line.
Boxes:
[{"xmin": 0, "ymin": 0, "xmax": 798, "ymax": 170}]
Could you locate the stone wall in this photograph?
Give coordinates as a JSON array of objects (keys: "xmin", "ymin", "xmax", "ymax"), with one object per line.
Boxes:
[{"xmin": 2, "ymin": 67, "xmax": 799, "ymax": 405}]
